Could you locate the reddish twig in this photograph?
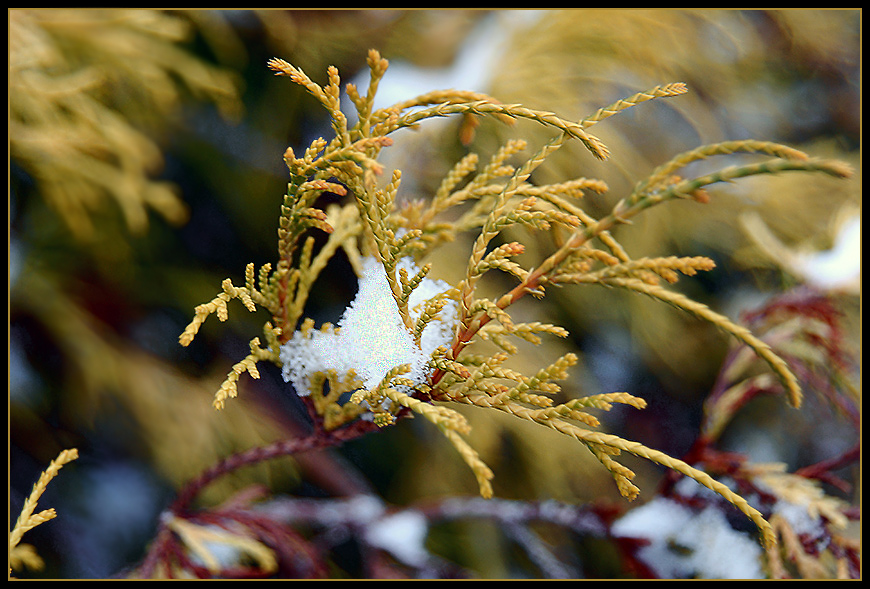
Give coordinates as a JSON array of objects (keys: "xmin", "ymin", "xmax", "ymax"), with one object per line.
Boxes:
[{"xmin": 172, "ymin": 419, "xmax": 380, "ymax": 514}]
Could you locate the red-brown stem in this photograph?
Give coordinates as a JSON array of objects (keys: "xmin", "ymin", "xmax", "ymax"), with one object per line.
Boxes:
[
  {"xmin": 429, "ymin": 197, "xmax": 640, "ymax": 389},
  {"xmin": 794, "ymin": 444, "xmax": 860, "ymax": 493},
  {"xmin": 170, "ymin": 419, "xmax": 380, "ymax": 514}
]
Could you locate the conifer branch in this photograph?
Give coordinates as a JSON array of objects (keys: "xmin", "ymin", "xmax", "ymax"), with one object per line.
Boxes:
[
  {"xmin": 182, "ymin": 51, "xmax": 854, "ymax": 553},
  {"xmin": 10, "ymin": 448, "xmax": 79, "ymax": 554},
  {"xmin": 594, "ymin": 276, "xmax": 802, "ymax": 407}
]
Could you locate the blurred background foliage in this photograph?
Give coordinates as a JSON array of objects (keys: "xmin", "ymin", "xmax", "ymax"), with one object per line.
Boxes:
[{"xmin": 9, "ymin": 9, "xmax": 860, "ymax": 578}]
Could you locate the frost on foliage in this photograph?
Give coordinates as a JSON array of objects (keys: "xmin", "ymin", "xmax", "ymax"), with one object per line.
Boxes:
[
  {"xmin": 280, "ymin": 256, "xmax": 458, "ymax": 397},
  {"xmin": 612, "ymin": 497, "xmax": 764, "ymax": 579}
]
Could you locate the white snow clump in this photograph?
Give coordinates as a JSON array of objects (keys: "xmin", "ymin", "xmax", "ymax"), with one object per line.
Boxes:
[
  {"xmin": 611, "ymin": 496, "xmax": 764, "ymax": 579},
  {"xmin": 280, "ymin": 256, "xmax": 458, "ymax": 398}
]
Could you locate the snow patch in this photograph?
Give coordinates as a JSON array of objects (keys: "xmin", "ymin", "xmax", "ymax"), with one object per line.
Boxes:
[
  {"xmin": 612, "ymin": 497, "xmax": 764, "ymax": 579},
  {"xmin": 280, "ymin": 256, "xmax": 458, "ymax": 396},
  {"xmin": 364, "ymin": 509, "xmax": 430, "ymax": 568}
]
